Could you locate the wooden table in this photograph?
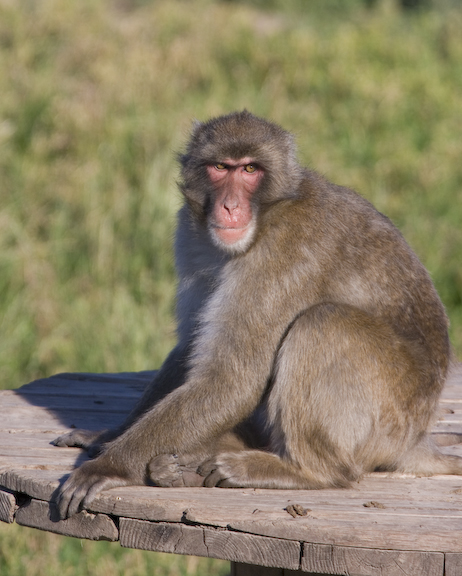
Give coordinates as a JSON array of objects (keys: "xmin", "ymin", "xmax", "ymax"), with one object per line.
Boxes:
[{"xmin": 1, "ymin": 365, "xmax": 462, "ymax": 576}]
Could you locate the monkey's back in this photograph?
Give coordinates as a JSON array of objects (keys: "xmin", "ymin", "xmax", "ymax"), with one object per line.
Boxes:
[{"xmin": 258, "ymin": 169, "xmax": 450, "ymax": 390}]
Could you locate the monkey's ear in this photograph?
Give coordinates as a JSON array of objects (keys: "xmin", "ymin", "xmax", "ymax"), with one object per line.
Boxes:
[
  {"xmin": 190, "ymin": 119, "xmax": 203, "ymax": 136},
  {"xmin": 182, "ymin": 120, "xmax": 205, "ymax": 158}
]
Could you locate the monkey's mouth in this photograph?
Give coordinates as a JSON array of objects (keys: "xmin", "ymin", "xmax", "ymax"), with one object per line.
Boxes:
[
  {"xmin": 212, "ymin": 224, "xmax": 250, "ymax": 243},
  {"xmin": 208, "ymin": 217, "xmax": 257, "ymax": 253},
  {"xmin": 212, "ymin": 223, "xmax": 249, "ymax": 232}
]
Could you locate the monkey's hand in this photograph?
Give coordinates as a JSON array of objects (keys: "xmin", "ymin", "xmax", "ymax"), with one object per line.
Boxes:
[{"xmin": 56, "ymin": 456, "xmax": 142, "ymax": 519}]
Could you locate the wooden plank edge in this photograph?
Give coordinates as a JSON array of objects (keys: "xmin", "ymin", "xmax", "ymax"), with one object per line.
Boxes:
[
  {"xmin": 0, "ymin": 489, "xmax": 17, "ymax": 523},
  {"xmin": 445, "ymin": 553, "xmax": 462, "ymax": 576},
  {"xmin": 15, "ymin": 498, "xmax": 118, "ymax": 541},
  {"xmin": 51, "ymin": 371, "xmax": 155, "ymax": 382},
  {"xmin": 0, "ymin": 469, "xmax": 63, "ymax": 502},
  {"xmin": 302, "ymin": 543, "xmax": 444, "ymax": 576},
  {"xmin": 119, "ymin": 517, "xmax": 301, "ymax": 570}
]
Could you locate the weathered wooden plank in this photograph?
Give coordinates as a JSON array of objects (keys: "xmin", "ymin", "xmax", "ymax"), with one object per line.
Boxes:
[
  {"xmin": 21, "ymin": 371, "xmax": 153, "ymax": 387},
  {"xmin": 120, "ymin": 517, "xmax": 209, "ymax": 555},
  {"xmin": 119, "ymin": 517, "xmax": 301, "ymax": 569},
  {"xmin": 0, "ymin": 431, "xmax": 67, "ymax": 446},
  {"xmin": 4, "ymin": 375, "xmax": 148, "ymax": 409},
  {"xmin": 441, "ymin": 365, "xmax": 462, "ymax": 400},
  {"xmin": 15, "ymin": 498, "xmax": 118, "ymax": 541},
  {"xmin": 87, "ymin": 475, "xmax": 462, "ymax": 521},
  {"xmin": 0, "ymin": 407, "xmax": 126, "ymax": 431},
  {"xmin": 433, "ymin": 413, "xmax": 462, "ymax": 434},
  {"xmin": 0, "ymin": 456, "xmax": 76, "ymax": 470},
  {"xmin": 52, "ymin": 371, "xmax": 155, "ymax": 383},
  {"xmin": 0, "ymin": 469, "xmax": 63, "ymax": 502},
  {"xmin": 12, "ymin": 384, "xmax": 144, "ymax": 399},
  {"xmin": 2, "ymin": 463, "xmax": 461, "ymax": 555},
  {"xmin": 0, "ymin": 392, "xmax": 140, "ymax": 412},
  {"xmin": 437, "ymin": 444, "xmax": 462, "ymax": 460},
  {"xmin": 301, "ymin": 543, "xmax": 443, "ymax": 576},
  {"xmin": 93, "ymin": 489, "xmax": 193, "ymax": 523},
  {"xmin": 0, "ymin": 489, "xmax": 16, "ymax": 523},
  {"xmin": 1, "ymin": 365, "xmax": 462, "ymax": 570},
  {"xmin": 0, "ymin": 446, "xmax": 87, "ymax": 462},
  {"xmin": 229, "ymin": 516, "xmax": 462, "ymax": 554},
  {"xmin": 445, "ymin": 553, "xmax": 462, "ymax": 576},
  {"xmin": 78, "ymin": 476, "xmax": 462, "ymax": 557}
]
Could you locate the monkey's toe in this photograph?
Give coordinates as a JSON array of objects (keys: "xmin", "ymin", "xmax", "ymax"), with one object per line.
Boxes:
[
  {"xmin": 149, "ymin": 454, "xmax": 206, "ymax": 487},
  {"xmin": 52, "ymin": 429, "xmax": 95, "ymax": 449},
  {"xmin": 199, "ymin": 457, "xmax": 234, "ymax": 487},
  {"xmin": 149, "ymin": 454, "xmax": 182, "ymax": 486}
]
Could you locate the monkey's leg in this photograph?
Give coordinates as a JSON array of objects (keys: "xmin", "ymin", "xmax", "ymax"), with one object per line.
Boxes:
[{"xmin": 202, "ymin": 303, "xmax": 446, "ymax": 489}]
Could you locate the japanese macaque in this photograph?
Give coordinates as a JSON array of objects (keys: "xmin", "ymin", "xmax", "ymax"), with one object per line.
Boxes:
[{"xmin": 53, "ymin": 110, "xmax": 461, "ymax": 519}]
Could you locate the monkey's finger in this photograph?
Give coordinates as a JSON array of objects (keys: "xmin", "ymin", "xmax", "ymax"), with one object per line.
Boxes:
[
  {"xmin": 57, "ymin": 482, "xmax": 88, "ymax": 519},
  {"xmin": 57, "ymin": 475, "xmax": 119, "ymax": 518},
  {"xmin": 81, "ymin": 477, "xmax": 116, "ymax": 510},
  {"xmin": 65, "ymin": 487, "xmax": 87, "ymax": 519}
]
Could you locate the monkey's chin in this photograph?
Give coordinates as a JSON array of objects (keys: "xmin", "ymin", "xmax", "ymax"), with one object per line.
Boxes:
[{"xmin": 209, "ymin": 219, "xmax": 257, "ymax": 255}]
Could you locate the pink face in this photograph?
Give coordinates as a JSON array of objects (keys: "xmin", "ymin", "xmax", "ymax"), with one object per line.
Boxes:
[{"xmin": 206, "ymin": 158, "xmax": 264, "ymax": 253}]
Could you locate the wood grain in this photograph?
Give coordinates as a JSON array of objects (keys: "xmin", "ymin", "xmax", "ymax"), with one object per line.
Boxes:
[
  {"xmin": 119, "ymin": 518, "xmax": 300, "ymax": 569},
  {"xmin": 15, "ymin": 498, "xmax": 118, "ymax": 541},
  {"xmin": 0, "ymin": 366, "xmax": 461, "ymax": 576},
  {"xmin": 445, "ymin": 553, "xmax": 462, "ymax": 576},
  {"xmin": 302, "ymin": 543, "xmax": 443, "ymax": 576},
  {"xmin": 0, "ymin": 489, "xmax": 16, "ymax": 523}
]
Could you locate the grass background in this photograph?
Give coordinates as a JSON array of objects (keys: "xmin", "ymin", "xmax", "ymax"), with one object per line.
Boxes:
[{"xmin": 0, "ymin": 0, "xmax": 461, "ymax": 574}]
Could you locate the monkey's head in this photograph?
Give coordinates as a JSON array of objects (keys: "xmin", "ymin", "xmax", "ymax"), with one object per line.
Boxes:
[{"xmin": 179, "ymin": 111, "xmax": 303, "ymax": 255}]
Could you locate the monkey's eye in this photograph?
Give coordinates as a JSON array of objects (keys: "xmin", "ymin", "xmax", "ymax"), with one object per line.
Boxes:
[
  {"xmin": 244, "ymin": 164, "xmax": 257, "ymax": 173},
  {"xmin": 215, "ymin": 163, "xmax": 226, "ymax": 170}
]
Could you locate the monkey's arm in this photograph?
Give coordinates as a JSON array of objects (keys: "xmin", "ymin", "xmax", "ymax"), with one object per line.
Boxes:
[
  {"xmin": 52, "ymin": 344, "xmax": 190, "ymax": 455},
  {"xmin": 56, "ymin": 288, "xmax": 281, "ymax": 518}
]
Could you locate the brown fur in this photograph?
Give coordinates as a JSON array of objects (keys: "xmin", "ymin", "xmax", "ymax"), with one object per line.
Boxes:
[{"xmin": 53, "ymin": 111, "xmax": 461, "ymax": 518}]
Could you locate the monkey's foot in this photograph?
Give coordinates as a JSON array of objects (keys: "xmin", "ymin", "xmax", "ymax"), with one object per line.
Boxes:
[
  {"xmin": 52, "ymin": 428, "xmax": 119, "ymax": 457},
  {"xmin": 199, "ymin": 451, "xmax": 337, "ymax": 490},
  {"xmin": 148, "ymin": 454, "xmax": 205, "ymax": 487},
  {"xmin": 52, "ymin": 429, "xmax": 105, "ymax": 450},
  {"xmin": 199, "ymin": 452, "xmax": 247, "ymax": 488}
]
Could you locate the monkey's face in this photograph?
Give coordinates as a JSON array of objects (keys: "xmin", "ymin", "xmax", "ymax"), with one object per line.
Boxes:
[
  {"xmin": 205, "ymin": 158, "xmax": 264, "ymax": 254},
  {"xmin": 179, "ymin": 111, "xmax": 304, "ymax": 254}
]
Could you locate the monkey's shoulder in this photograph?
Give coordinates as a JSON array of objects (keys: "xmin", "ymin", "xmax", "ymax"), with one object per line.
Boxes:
[{"xmin": 276, "ymin": 171, "xmax": 402, "ymax": 244}]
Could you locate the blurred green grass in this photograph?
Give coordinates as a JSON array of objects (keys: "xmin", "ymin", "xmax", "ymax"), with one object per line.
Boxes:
[
  {"xmin": 0, "ymin": 522, "xmax": 229, "ymax": 576},
  {"xmin": 1, "ymin": 0, "xmax": 461, "ymax": 389},
  {"xmin": 1, "ymin": 0, "xmax": 461, "ymax": 574}
]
